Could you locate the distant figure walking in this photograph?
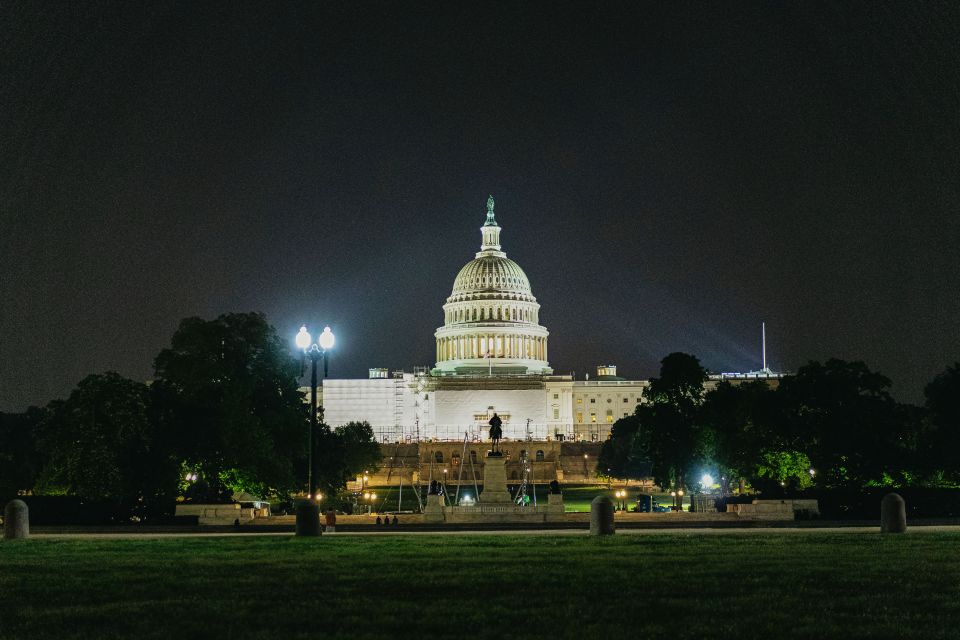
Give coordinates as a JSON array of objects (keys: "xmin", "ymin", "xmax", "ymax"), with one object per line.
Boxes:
[
  {"xmin": 489, "ymin": 413, "xmax": 503, "ymax": 453},
  {"xmin": 392, "ymin": 515, "xmax": 399, "ymax": 526},
  {"xmin": 375, "ymin": 516, "xmax": 382, "ymax": 526}
]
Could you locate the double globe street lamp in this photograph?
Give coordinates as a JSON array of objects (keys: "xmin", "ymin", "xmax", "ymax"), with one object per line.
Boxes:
[{"xmin": 294, "ymin": 325, "xmax": 335, "ymax": 537}]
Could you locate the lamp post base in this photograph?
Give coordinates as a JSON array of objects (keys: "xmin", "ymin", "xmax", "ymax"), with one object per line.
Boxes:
[{"xmin": 295, "ymin": 501, "xmax": 321, "ymax": 536}]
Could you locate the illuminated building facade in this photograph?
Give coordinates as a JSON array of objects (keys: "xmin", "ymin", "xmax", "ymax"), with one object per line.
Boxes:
[{"xmin": 316, "ymin": 197, "xmax": 777, "ymax": 443}]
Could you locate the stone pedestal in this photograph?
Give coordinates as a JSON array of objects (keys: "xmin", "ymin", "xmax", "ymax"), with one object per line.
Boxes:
[
  {"xmin": 4, "ymin": 500, "xmax": 29, "ymax": 540},
  {"xmin": 547, "ymin": 492, "xmax": 565, "ymax": 513},
  {"xmin": 480, "ymin": 454, "xmax": 513, "ymax": 504},
  {"xmin": 423, "ymin": 493, "xmax": 445, "ymax": 522},
  {"xmin": 590, "ymin": 495, "xmax": 615, "ymax": 536},
  {"xmin": 295, "ymin": 501, "xmax": 321, "ymax": 537},
  {"xmin": 881, "ymin": 493, "xmax": 907, "ymax": 533}
]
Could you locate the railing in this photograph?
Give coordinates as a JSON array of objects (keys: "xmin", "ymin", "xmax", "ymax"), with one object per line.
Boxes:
[{"xmin": 372, "ymin": 424, "xmax": 580, "ymax": 442}]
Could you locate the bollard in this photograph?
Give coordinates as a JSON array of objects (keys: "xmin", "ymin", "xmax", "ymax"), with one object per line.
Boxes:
[
  {"xmin": 3, "ymin": 500, "xmax": 29, "ymax": 540},
  {"xmin": 590, "ymin": 495, "xmax": 615, "ymax": 536},
  {"xmin": 295, "ymin": 501, "xmax": 321, "ymax": 537},
  {"xmin": 880, "ymin": 493, "xmax": 906, "ymax": 534}
]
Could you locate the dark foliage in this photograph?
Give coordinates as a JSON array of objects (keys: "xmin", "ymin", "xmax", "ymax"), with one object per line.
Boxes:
[
  {"xmin": 152, "ymin": 312, "xmax": 307, "ymax": 499},
  {"xmin": 36, "ymin": 372, "xmax": 179, "ymax": 520},
  {"xmin": 0, "ymin": 407, "xmax": 45, "ymax": 500}
]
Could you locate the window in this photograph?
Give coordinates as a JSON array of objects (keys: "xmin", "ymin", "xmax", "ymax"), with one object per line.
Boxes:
[
  {"xmin": 519, "ymin": 449, "xmax": 527, "ymax": 460},
  {"xmin": 536, "ymin": 450, "xmax": 545, "ymax": 462},
  {"xmin": 607, "ymin": 398, "xmax": 612, "ymax": 403},
  {"xmin": 553, "ymin": 408, "xmax": 559, "ymax": 419},
  {"xmin": 623, "ymin": 398, "xmax": 629, "ymax": 402},
  {"xmin": 435, "ymin": 451, "xmax": 443, "ymax": 463},
  {"xmin": 553, "ymin": 393, "xmax": 559, "ymax": 399},
  {"xmin": 577, "ymin": 412, "xmax": 583, "ymax": 423},
  {"xmin": 470, "ymin": 450, "xmax": 478, "ymax": 464},
  {"xmin": 590, "ymin": 413, "xmax": 597, "ymax": 423},
  {"xmin": 623, "ymin": 412, "xmax": 629, "ymax": 417},
  {"xmin": 590, "ymin": 398, "xmax": 596, "ymax": 404},
  {"xmin": 452, "ymin": 453, "xmax": 461, "ymax": 465},
  {"xmin": 577, "ymin": 398, "xmax": 583, "ymax": 404}
]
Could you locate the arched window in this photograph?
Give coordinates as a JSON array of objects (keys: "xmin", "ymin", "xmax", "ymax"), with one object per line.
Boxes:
[
  {"xmin": 452, "ymin": 453, "xmax": 461, "ymax": 466},
  {"xmin": 470, "ymin": 450, "xmax": 478, "ymax": 464},
  {"xmin": 435, "ymin": 451, "xmax": 443, "ymax": 463},
  {"xmin": 536, "ymin": 450, "xmax": 545, "ymax": 462},
  {"xmin": 519, "ymin": 449, "xmax": 527, "ymax": 460}
]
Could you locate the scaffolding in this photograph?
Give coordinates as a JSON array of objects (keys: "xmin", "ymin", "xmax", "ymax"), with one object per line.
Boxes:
[{"xmin": 392, "ymin": 371, "xmax": 405, "ymax": 442}]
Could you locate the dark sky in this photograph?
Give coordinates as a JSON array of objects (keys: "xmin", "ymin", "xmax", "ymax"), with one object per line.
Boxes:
[{"xmin": 2, "ymin": 1, "xmax": 958, "ymax": 411}]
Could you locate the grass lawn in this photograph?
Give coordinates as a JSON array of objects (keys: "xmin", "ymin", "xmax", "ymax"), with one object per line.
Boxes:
[{"xmin": 3, "ymin": 533, "xmax": 959, "ymax": 639}]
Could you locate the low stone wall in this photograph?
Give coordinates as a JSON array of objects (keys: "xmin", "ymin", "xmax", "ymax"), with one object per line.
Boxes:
[
  {"xmin": 567, "ymin": 511, "xmax": 745, "ymax": 524},
  {"xmin": 175, "ymin": 503, "xmax": 267, "ymax": 525},
  {"xmin": 726, "ymin": 499, "xmax": 818, "ymax": 520}
]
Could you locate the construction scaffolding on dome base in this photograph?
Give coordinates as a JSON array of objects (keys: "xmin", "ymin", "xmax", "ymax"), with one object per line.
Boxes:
[{"xmin": 369, "ymin": 423, "xmax": 612, "ymax": 443}]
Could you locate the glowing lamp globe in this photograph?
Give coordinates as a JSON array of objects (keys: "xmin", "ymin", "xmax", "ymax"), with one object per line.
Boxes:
[
  {"xmin": 701, "ymin": 474, "xmax": 714, "ymax": 487},
  {"xmin": 318, "ymin": 326, "xmax": 335, "ymax": 350},
  {"xmin": 295, "ymin": 326, "xmax": 311, "ymax": 350}
]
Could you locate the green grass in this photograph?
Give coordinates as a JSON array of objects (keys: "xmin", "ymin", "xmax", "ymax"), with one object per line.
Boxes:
[{"xmin": 3, "ymin": 533, "xmax": 960, "ymax": 639}]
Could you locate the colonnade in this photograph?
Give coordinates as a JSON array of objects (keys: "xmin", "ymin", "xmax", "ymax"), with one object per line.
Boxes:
[
  {"xmin": 436, "ymin": 334, "xmax": 547, "ymax": 362},
  {"xmin": 444, "ymin": 304, "xmax": 537, "ymax": 324}
]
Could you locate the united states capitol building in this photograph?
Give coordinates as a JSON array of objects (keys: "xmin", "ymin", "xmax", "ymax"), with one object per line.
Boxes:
[{"xmin": 318, "ymin": 196, "xmax": 776, "ymax": 445}]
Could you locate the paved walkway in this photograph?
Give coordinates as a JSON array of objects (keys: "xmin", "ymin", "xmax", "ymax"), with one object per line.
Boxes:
[{"xmin": 28, "ymin": 525, "xmax": 960, "ymax": 539}]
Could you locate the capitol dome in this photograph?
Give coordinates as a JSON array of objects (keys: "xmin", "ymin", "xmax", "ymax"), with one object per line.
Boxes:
[
  {"xmin": 450, "ymin": 256, "xmax": 532, "ymax": 299},
  {"xmin": 434, "ymin": 196, "xmax": 552, "ymax": 376}
]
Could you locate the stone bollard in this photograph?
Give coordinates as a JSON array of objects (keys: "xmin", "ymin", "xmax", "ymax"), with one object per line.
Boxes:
[
  {"xmin": 3, "ymin": 500, "xmax": 29, "ymax": 540},
  {"xmin": 295, "ymin": 501, "xmax": 321, "ymax": 537},
  {"xmin": 590, "ymin": 495, "xmax": 615, "ymax": 536},
  {"xmin": 880, "ymin": 493, "xmax": 906, "ymax": 534}
]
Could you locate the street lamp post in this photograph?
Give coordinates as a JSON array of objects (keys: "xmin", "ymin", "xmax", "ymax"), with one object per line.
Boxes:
[{"xmin": 294, "ymin": 325, "xmax": 335, "ymax": 537}]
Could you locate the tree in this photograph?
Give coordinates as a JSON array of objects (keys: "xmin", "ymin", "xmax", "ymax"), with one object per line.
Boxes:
[
  {"xmin": 634, "ymin": 353, "xmax": 709, "ymax": 490},
  {"xmin": 597, "ymin": 415, "xmax": 650, "ymax": 479},
  {"xmin": 35, "ymin": 372, "xmax": 178, "ymax": 518},
  {"xmin": 774, "ymin": 359, "xmax": 915, "ymax": 487},
  {"xmin": 700, "ymin": 380, "xmax": 774, "ymax": 491},
  {"xmin": 0, "ymin": 407, "xmax": 45, "ymax": 500},
  {"xmin": 314, "ymin": 421, "xmax": 382, "ymax": 497},
  {"xmin": 152, "ymin": 312, "xmax": 307, "ymax": 500},
  {"xmin": 920, "ymin": 363, "xmax": 960, "ymax": 482}
]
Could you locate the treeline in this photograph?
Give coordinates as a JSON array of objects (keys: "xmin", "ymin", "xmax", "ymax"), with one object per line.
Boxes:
[
  {"xmin": 598, "ymin": 353, "xmax": 960, "ymax": 493},
  {"xmin": 0, "ymin": 312, "xmax": 380, "ymax": 521}
]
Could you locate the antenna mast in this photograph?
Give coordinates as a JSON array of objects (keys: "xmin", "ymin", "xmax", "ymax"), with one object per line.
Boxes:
[{"xmin": 762, "ymin": 322, "xmax": 767, "ymax": 371}]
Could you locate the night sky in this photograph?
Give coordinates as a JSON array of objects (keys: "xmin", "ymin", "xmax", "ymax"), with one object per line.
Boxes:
[{"xmin": 2, "ymin": 2, "xmax": 958, "ymax": 411}]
